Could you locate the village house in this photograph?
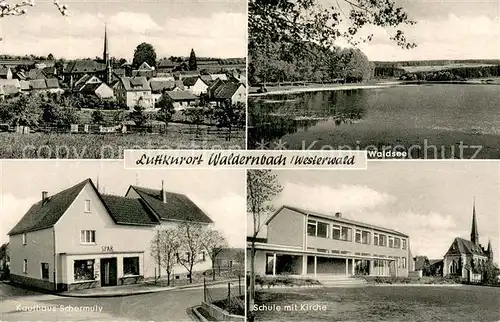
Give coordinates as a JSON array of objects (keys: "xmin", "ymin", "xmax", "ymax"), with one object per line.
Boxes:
[
  {"xmin": 8, "ymin": 179, "xmax": 213, "ymax": 291},
  {"xmin": 210, "ymin": 82, "xmax": 246, "ymax": 105},
  {"xmin": 74, "ymin": 74, "xmax": 103, "ymax": 92},
  {"xmin": 156, "ymin": 59, "xmax": 176, "ymax": 73},
  {"xmin": 150, "ymin": 79, "xmax": 184, "ymax": 105},
  {"xmin": 163, "ymin": 91, "xmax": 198, "ymax": 110},
  {"xmin": 182, "ymin": 76, "xmax": 208, "ymax": 96},
  {"xmin": 64, "ymin": 60, "xmax": 107, "ymax": 89},
  {"xmin": 80, "ymin": 82, "xmax": 114, "ymax": 100},
  {"xmin": 0, "ymin": 66, "xmax": 13, "ymax": 80},
  {"xmin": 249, "ymin": 205, "xmax": 411, "ymax": 278},
  {"xmin": 115, "ymin": 76, "xmax": 153, "ymax": 109},
  {"xmin": 132, "ymin": 62, "xmax": 155, "ymax": 79}
]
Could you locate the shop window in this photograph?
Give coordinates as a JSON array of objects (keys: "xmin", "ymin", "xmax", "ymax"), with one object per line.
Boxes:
[
  {"xmin": 74, "ymin": 259, "xmax": 95, "ymax": 281},
  {"xmin": 41, "ymin": 263, "xmax": 49, "ymax": 279},
  {"xmin": 123, "ymin": 257, "xmax": 139, "ymax": 275}
]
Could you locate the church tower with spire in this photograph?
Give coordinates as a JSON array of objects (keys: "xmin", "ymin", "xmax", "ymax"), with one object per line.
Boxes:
[
  {"xmin": 103, "ymin": 23, "xmax": 112, "ymax": 84},
  {"xmin": 470, "ymin": 197, "xmax": 479, "ymax": 246}
]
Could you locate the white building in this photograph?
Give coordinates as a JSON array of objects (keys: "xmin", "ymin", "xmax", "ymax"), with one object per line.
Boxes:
[{"xmin": 8, "ymin": 179, "xmax": 213, "ymax": 291}]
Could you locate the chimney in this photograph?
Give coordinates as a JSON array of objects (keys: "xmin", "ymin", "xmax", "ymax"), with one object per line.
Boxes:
[
  {"xmin": 334, "ymin": 212, "xmax": 342, "ymax": 218},
  {"xmin": 42, "ymin": 191, "xmax": 48, "ymax": 203},
  {"xmin": 161, "ymin": 180, "xmax": 167, "ymax": 203}
]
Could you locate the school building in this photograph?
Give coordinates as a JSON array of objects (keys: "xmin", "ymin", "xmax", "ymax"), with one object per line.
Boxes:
[
  {"xmin": 8, "ymin": 178, "xmax": 213, "ymax": 291},
  {"xmin": 249, "ymin": 205, "xmax": 411, "ymax": 278}
]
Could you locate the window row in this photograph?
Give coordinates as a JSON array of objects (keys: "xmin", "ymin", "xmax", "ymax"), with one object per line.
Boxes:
[{"xmin": 307, "ymin": 219, "xmax": 407, "ymax": 249}]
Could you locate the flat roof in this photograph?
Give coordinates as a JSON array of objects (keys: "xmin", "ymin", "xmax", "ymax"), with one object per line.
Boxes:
[{"xmin": 267, "ymin": 205, "xmax": 409, "ymax": 238}]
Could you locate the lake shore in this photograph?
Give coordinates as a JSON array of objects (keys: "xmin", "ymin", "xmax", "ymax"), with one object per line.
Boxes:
[{"xmin": 249, "ymin": 78, "xmax": 500, "ymax": 97}]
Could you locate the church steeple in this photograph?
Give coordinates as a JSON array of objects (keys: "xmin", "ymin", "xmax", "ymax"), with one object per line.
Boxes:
[
  {"xmin": 103, "ymin": 23, "xmax": 112, "ymax": 84},
  {"xmin": 470, "ymin": 197, "xmax": 479, "ymax": 246},
  {"xmin": 487, "ymin": 239, "xmax": 493, "ymax": 261},
  {"xmin": 103, "ymin": 23, "xmax": 109, "ymax": 63}
]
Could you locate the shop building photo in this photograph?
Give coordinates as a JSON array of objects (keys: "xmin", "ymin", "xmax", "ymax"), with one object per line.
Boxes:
[{"xmin": 1, "ymin": 161, "xmax": 246, "ymax": 292}]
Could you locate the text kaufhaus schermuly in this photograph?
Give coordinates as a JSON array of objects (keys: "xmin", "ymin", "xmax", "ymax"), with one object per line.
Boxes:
[{"xmin": 135, "ymin": 152, "xmax": 357, "ymax": 167}]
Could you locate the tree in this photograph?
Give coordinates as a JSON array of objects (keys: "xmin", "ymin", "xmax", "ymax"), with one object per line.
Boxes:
[
  {"xmin": 482, "ymin": 260, "xmax": 500, "ymax": 285},
  {"xmin": 247, "ymin": 170, "xmax": 283, "ymax": 315},
  {"xmin": 213, "ymin": 101, "xmax": 245, "ymax": 140},
  {"xmin": 188, "ymin": 48, "xmax": 197, "ymax": 71},
  {"xmin": 182, "ymin": 107, "xmax": 205, "ymax": 137},
  {"xmin": 132, "ymin": 43, "xmax": 157, "ymax": 68},
  {"xmin": 249, "ymin": 0, "xmax": 417, "ymax": 58},
  {"xmin": 91, "ymin": 109, "xmax": 104, "ymax": 125},
  {"xmin": 150, "ymin": 228, "xmax": 182, "ymax": 286},
  {"xmin": 0, "ymin": 0, "xmax": 67, "ymax": 19},
  {"xmin": 156, "ymin": 93, "xmax": 175, "ymax": 134},
  {"xmin": 1, "ymin": 93, "xmax": 42, "ymax": 127},
  {"xmin": 47, "ymin": 53, "xmax": 54, "ymax": 60},
  {"xmin": 129, "ymin": 102, "xmax": 147, "ymax": 129},
  {"xmin": 201, "ymin": 228, "xmax": 228, "ymax": 281},
  {"xmin": 176, "ymin": 222, "xmax": 205, "ymax": 284}
]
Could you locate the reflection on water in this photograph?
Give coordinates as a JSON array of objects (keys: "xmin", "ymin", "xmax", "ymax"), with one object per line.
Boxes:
[
  {"xmin": 248, "ymin": 84, "xmax": 500, "ymax": 155},
  {"xmin": 249, "ymin": 90, "xmax": 367, "ymax": 146}
]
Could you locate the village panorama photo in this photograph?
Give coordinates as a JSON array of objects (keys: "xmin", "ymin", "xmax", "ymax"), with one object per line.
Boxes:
[
  {"xmin": 0, "ymin": 0, "xmax": 247, "ymax": 158},
  {"xmin": 0, "ymin": 160, "xmax": 246, "ymax": 321}
]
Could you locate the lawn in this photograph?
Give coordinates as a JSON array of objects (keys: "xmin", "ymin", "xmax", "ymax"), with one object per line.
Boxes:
[
  {"xmin": 253, "ymin": 285, "xmax": 500, "ymax": 321},
  {"xmin": 0, "ymin": 124, "xmax": 245, "ymax": 159}
]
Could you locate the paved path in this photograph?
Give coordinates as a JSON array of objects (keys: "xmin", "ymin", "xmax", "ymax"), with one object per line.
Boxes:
[{"xmin": 0, "ymin": 282, "xmax": 228, "ymax": 321}]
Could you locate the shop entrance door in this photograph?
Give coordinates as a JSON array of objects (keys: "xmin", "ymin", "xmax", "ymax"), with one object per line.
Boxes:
[{"xmin": 100, "ymin": 258, "xmax": 117, "ymax": 286}]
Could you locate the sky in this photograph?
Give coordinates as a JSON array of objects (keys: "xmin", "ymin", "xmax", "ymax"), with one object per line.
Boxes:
[
  {"xmin": 0, "ymin": 0, "xmax": 246, "ymax": 59},
  {"xmin": 322, "ymin": 0, "xmax": 500, "ymax": 61},
  {"xmin": 248, "ymin": 161, "xmax": 500, "ymax": 265},
  {"xmin": 0, "ymin": 160, "xmax": 246, "ymax": 248}
]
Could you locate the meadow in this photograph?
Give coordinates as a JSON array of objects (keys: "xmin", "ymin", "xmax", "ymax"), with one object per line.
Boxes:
[
  {"xmin": 254, "ymin": 285, "xmax": 500, "ymax": 321},
  {"xmin": 0, "ymin": 125, "xmax": 245, "ymax": 159}
]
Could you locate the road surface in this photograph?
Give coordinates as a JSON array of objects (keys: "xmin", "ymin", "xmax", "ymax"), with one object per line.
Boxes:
[{"xmin": 0, "ymin": 282, "xmax": 228, "ymax": 321}]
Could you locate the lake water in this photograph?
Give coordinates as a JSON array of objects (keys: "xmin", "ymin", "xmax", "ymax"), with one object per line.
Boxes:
[{"xmin": 248, "ymin": 84, "xmax": 500, "ymax": 158}]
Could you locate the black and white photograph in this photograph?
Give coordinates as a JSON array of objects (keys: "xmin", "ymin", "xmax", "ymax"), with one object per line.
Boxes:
[
  {"xmin": 247, "ymin": 0, "xmax": 500, "ymax": 159},
  {"xmin": 0, "ymin": 160, "xmax": 246, "ymax": 321},
  {"xmin": 0, "ymin": 0, "xmax": 247, "ymax": 159},
  {"xmin": 246, "ymin": 162, "xmax": 500, "ymax": 321}
]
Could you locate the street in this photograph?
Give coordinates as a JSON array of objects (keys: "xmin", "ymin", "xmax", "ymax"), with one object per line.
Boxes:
[{"xmin": 0, "ymin": 282, "xmax": 228, "ymax": 321}]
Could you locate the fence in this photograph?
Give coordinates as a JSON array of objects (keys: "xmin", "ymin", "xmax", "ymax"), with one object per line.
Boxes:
[{"xmin": 203, "ymin": 276, "xmax": 244, "ymax": 316}]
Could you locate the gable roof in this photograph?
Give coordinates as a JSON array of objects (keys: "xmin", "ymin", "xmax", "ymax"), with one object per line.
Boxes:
[
  {"xmin": 165, "ymin": 90, "xmax": 197, "ymax": 101},
  {"xmin": 1, "ymin": 84, "xmax": 20, "ymax": 95},
  {"xmin": 45, "ymin": 78, "xmax": 60, "ymax": 89},
  {"xmin": 414, "ymin": 256, "xmax": 429, "ymax": 270},
  {"xmin": 0, "ymin": 79, "xmax": 20, "ymax": 88},
  {"xmin": 150, "ymin": 80, "xmax": 178, "ymax": 93},
  {"xmin": 157, "ymin": 59, "xmax": 175, "ymax": 68},
  {"xmin": 212, "ymin": 82, "xmax": 243, "ymax": 100},
  {"xmin": 120, "ymin": 77, "xmax": 150, "ymax": 91},
  {"xmin": 30, "ymin": 79, "xmax": 47, "ymax": 90},
  {"xmin": 137, "ymin": 62, "xmax": 154, "ymax": 71},
  {"xmin": 128, "ymin": 186, "xmax": 213, "ymax": 224},
  {"xmin": 268, "ymin": 205, "xmax": 409, "ymax": 237},
  {"xmin": 100, "ymin": 195, "xmax": 159, "ymax": 226},
  {"xmin": 80, "ymin": 82, "xmax": 103, "ymax": 94},
  {"xmin": 445, "ymin": 237, "xmax": 486, "ymax": 256},
  {"xmin": 8, "ymin": 179, "xmax": 90, "ymax": 235},
  {"xmin": 215, "ymin": 248, "xmax": 244, "ymax": 260},
  {"xmin": 182, "ymin": 76, "xmax": 203, "ymax": 87},
  {"xmin": 65, "ymin": 60, "xmax": 106, "ymax": 74},
  {"xmin": 0, "ymin": 66, "xmax": 11, "ymax": 76},
  {"xmin": 27, "ymin": 69, "xmax": 47, "ymax": 80}
]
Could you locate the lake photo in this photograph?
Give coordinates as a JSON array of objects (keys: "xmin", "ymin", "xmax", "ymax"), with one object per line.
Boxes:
[{"xmin": 248, "ymin": 83, "xmax": 500, "ymax": 158}]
